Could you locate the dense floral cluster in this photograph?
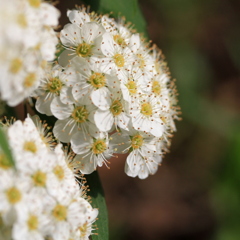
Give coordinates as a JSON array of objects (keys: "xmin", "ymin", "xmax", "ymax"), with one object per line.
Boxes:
[
  {"xmin": 0, "ymin": 0, "xmax": 60, "ymax": 106},
  {"xmin": 34, "ymin": 7, "xmax": 180, "ymax": 179},
  {"xmin": 0, "ymin": 116, "xmax": 98, "ymax": 240}
]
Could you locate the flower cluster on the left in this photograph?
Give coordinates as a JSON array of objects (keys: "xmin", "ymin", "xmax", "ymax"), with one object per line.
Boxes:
[
  {"xmin": 0, "ymin": 116, "xmax": 98, "ymax": 240},
  {"xmin": 0, "ymin": 0, "xmax": 60, "ymax": 106}
]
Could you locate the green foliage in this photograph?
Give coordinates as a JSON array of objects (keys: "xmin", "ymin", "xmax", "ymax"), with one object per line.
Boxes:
[
  {"xmin": 86, "ymin": 171, "xmax": 109, "ymax": 240},
  {"xmin": 0, "ymin": 127, "xmax": 15, "ymax": 169},
  {"xmin": 212, "ymin": 130, "xmax": 240, "ymax": 240},
  {"xmin": 83, "ymin": 0, "xmax": 148, "ymax": 37}
]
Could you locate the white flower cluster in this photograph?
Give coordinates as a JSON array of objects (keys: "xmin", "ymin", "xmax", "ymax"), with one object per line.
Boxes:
[
  {"xmin": 0, "ymin": 116, "xmax": 98, "ymax": 240},
  {"xmin": 0, "ymin": 0, "xmax": 60, "ymax": 106},
  {"xmin": 34, "ymin": 7, "xmax": 180, "ymax": 179}
]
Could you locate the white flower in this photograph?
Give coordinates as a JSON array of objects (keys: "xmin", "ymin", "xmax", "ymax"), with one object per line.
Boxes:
[
  {"xmin": 51, "ymin": 97, "xmax": 96, "ymax": 143},
  {"xmin": 118, "ymin": 65, "xmax": 146, "ymax": 103},
  {"xmin": 0, "ymin": 49, "xmax": 43, "ymax": 106},
  {"xmin": 77, "ymin": 197, "xmax": 98, "ymax": 240},
  {"xmin": 44, "ymin": 194, "xmax": 89, "ymax": 240},
  {"xmin": 0, "ymin": 169, "xmax": 29, "ymax": 225},
  {"xmin": 67, "ymin": 9, "xmax": 91, "ymax": 26},
  {"xmin": 50, "ymin": 144, "xmax": 80, "ymax": 197},
  {"xmin": 70, "ymin": 57, "xmax": 119, "ymax": 110},
  {"xmin": 12, "ymin": 195, "xmax": 48, "ymax": 240},
  {"xmin": 129, "ymin": 93, "xmax": 165, "ymax": 137},
  {"xmin": 7, "ymin": 118, "xmax": 47, "ymax": 160},
  {"xmin": 35, "ymin": 64, "xmax": 76, "ymax": 116},
  {"xmin": 111, "ymin": 129, "xmax": 162, "ymax": 179},
  {"xmin": 71, "ymin": 131, "xmax": 113, "ymax": 174},
  {"xmin": 99, "ymin": 32, "xmax": 136, "ymax": 75},
  {"xmin": 101, "ymin": 15, "xmax": 132, "ymax": 47},
  {"xmin": 94, "ymin": 91, "xmax": 130, "ymax": 131},
  {"xmin": 59, "ymin": 21, "xmax": 106, "ymax": 64}
]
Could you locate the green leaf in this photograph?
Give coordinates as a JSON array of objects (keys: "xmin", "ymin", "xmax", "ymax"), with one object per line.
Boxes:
[
  {"xmin": 83, "ymin": 0, "xmax": 148, "ymax": 37},
  {"xmin": 85, "ymin": 171, "xmax": 109, "ymax": 240},
  {"xmin": 0, "ymin": 127, "xmax": 15, "ymax": 169}
]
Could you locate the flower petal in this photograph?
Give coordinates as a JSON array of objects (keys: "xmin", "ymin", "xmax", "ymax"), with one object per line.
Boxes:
[
  {"xmin": 53, "ymin": 119, "xmax": 77, "ymax": 143},
  {"xmin": 51, "ymin": 97, "xmax": 73, "ymax": 120},
  {"xmin": 94, "ymin": 109, "xmax": 113, "ymax": 132}
]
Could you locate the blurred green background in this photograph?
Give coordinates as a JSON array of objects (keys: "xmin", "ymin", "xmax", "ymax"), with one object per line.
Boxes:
[{"xmin": 2, "ymin": 0, "xmax": 239, "ymax": 239}]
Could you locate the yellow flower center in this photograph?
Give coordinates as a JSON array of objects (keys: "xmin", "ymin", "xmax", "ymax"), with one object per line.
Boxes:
[
  {"xmin": 113, "ymin": 54, "xmax": 125, "ymax": 68},
  {"xmin": 160, "ymin": 116, "xmax": 167, "ymax": 124},
  {"xmin": 126, "ymin": 80, "xmax": 137, "ymax": 95},
  {"xmin": 110, "ymin": 100, "xmax": 123, "ymax": 116},
  {"xmin": 52, "ymin": 204, "xmax": 67, "ymax": 221},
  {"xmin": 9, "ymin": 58, "xmax": 22, "ymax": 74},
  {"xmin": 89, "ymin": 72, "xmax": 106, "ymax": 89},
  {"xmin": 0, "ymin": 153, "xmax": 12, "ymax": 170},
  {"xmin": 17, "ymin": 14, "xmax": 27, "ymax": 28},
  {"xmin": 140, "ymin": 102, "xmax": 152, "ymax": 116},
  {"xmin": 131, "ymin": 134, "xmax": 143, "ymax": 149},
  {"xmin": 79, "ymin": 222, "xmax": 88, "ymax": 237},
  {"xmin": 136, "ymin": 53, "xmax": 145, "ymax": 69},
  {"xmin": 76, "ymin": 43, "xmax": 92, "ymax": 57},
  {"xmin": 53, "ymin": 165, "xmax": 65, "ymax": 181},
  {"xmin": 46, "ymin": 77, "xmax": 63, "ymax": 95},
  {"xmin": 6, "ymin": 187, "xmax": 22, "ymax": 204},
  {"xmin": 28, "ymin": 0, "xmax": 41, "ymax": 8},
  {"xmin": 113, "ymin": 35, "xmax": 126, "ymax": 46},
  {"xmin": 27, "ymin": 215, "xmax": 38, "ymax": 231},
  {"xmin": 152, "ymin": 80, "xmax": 161, "ymax": 95},
  {"xmin": 24, "ymin": 73, "xmax": 36, "ymax": 88},
  {"xmin": 23, "ymin": 141, "xmax": 37, "ymax": 153},
  {"xmin": 92, "ymin": 139, "xmax": 107, "ymax": 154},
  {"xmin": 71, "ymin": 106, "xmax": 89, "ymax": 123},
  {"xmin": 32, "ymin": 171, "xmax": 47, "ymax": 187}
]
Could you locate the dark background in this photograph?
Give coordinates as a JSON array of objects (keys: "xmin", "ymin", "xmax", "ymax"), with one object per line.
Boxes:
[{"xmin": 51, "ymin": 1, "xmax": 240, "ymax": 239}]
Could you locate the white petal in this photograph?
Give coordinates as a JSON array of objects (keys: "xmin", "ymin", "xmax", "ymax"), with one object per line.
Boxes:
[
  {"xmin": 81, "ymin": 22, "xmax": 104, "ymax": 44},
  {"xmin": 53, "ymin": 119, "xmax": 77, "ymax": 143},
  {"xmin": 50, "ymin": 97, "xmax": 73, "ymax": 119},
  {"xmin": 117, "ymin": 112, "xmax": 130, "ymax": 130},
  {"xmin": 61, "ymin": 67, "xmax": 78, "ymax": 87},
  {"xmin": 91, "ymin": 88, "xmax": 111, "ymax": 110},
  {"xmin": 149, "ymin": 120, "xmax": 164, "ymax": 137},
  {"xmin": 129, "ymin": 33, "xmax": 141, "ymax": 52},
  {"xmin": 58, "ymin": 49, "xmax": 75, "ymax": 67},
  {"xmin": 40, "ymin": 3, "xmax": 60, "ymax": 26},
  {"xmin": 60, "ymin": 23, "xmax": 82, "ymax": 47},
  {"xmin": 68, "ymin": 10, "xmax": 90, "ymax": 25},
  {"xmin": 110, "ymin": 132, "xmax": 130, "ymax": 154},
  {"xmin": 74, "ymin": 154, "xmax": 95, "ymax": 174},
  {"xmin": 60, "ymin": 87, "xmax": 75, "ymax": 105},
  {"xmin": 132, "ymin": 114, "xmax": 151, "ymax": 133},
  {"xmin": 124, "ymin": 161, "xmax": 138, "ymax": 178},
  {"xmin": 94, "ymin": 109, "xmax": 113, "ymax": 132},
  {"xmin": 70, "ymin": 57, "xmax": 91, "ymax": 78},
  {"xmin": 71, "ymin": 132, "xmax": 91, "ymax": 155},
  {"xmin": 126, "ymin": 151, "xmax": 141, "ymax": 173},
  {"xmin": 72, "ymin": 82, "xmax": 91, "ymax": 102},
  {"xmin": 35, "ymin": 94, "xmax": 53, "ymax": 116},
  {"xmin": 100, "ymin": 32, "xmax": 116, "ymax": 56}
]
